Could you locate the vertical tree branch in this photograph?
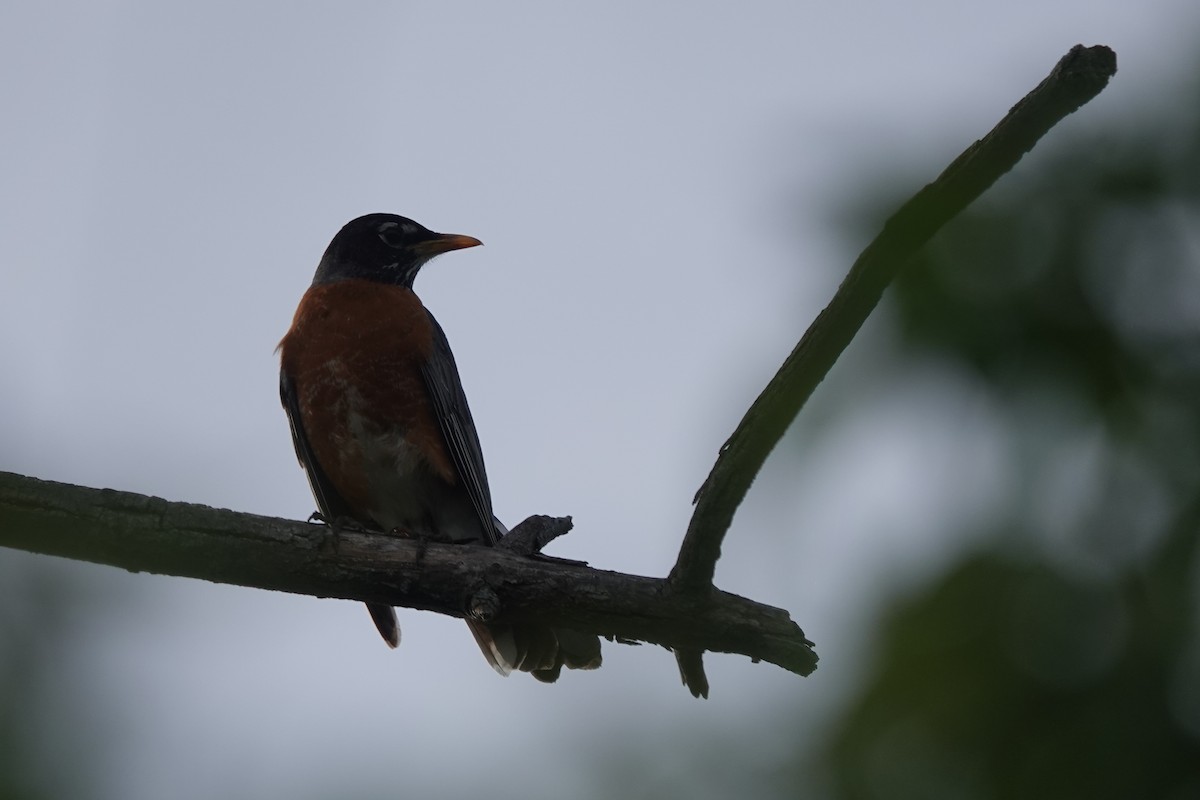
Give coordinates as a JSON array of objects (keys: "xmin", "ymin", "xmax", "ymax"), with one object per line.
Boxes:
[{"xmin": 670, "ymin": 45, "xmax": 1118, "ymax": 594}]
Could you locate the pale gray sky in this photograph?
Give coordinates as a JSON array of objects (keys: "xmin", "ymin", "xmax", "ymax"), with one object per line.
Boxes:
[{"xmin": 2, "ymin": 3, "xmax": 1197, "ymax": 798}]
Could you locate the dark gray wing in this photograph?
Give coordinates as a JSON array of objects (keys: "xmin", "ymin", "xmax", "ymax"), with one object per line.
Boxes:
[
  {"xmin": 280, "ymin": 367, "xmax": 354, "ymax": 522},
  {"xmin": 419, "ymin": 311, "xmax": 501, "ymax": 545}
]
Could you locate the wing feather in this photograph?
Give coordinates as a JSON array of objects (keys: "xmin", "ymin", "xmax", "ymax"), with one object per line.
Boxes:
[
  {"xmin": 279, "ymin": 367, "xmax": 353, "ymax": 521},
  {"xmin": 418, "ymin": 312, "xmax": 501, "ymax": 545}
]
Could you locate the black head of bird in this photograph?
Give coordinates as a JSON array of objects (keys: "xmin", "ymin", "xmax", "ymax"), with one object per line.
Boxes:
[{"xmin": 312, "ymin": 213, "xmax": 482, "ymax": 288}]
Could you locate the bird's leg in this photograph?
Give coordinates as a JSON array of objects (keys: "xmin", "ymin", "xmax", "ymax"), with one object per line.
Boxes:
[
  {"xmin": 387, "ymin": 526, "xmax": 431, "ymax": 565},
  {"xmin": 307, "ymin": 511, "xmax": 341, "ymax": 553}
]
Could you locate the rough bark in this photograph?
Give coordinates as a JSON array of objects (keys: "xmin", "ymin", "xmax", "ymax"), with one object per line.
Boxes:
[{"xmin": 0, "ymin": 471, "xmax": 817, "ymax": 678}]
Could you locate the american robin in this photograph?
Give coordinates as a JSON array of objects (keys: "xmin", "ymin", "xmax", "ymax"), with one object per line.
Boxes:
[{"xmin": 278, "ymin": 213, "xmax": 600, "ymax": 681}]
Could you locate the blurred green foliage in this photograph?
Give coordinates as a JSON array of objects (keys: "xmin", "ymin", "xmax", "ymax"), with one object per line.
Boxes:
[
  {"xmin": 0, "ymin": 557, "xmax": 98, "ymax": 800},
  {"xmin": 802, "ymin": 73, "xmax": 1200, "ymax": 799}
]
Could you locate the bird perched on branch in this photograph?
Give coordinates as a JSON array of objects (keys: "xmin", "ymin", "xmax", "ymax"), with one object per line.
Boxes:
[{"xmin": 278, "ymin": 213, "xmax": 600, "ymax": 681}]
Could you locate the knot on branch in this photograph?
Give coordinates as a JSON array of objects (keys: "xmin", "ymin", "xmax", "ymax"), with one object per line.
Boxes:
[{"xmin": 467, "ymin": 585, "xmax": 501, "ymax": 623}]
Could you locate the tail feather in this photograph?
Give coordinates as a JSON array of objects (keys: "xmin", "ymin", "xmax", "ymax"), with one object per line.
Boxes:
[
  {"xmin": 531, "ymin": 662, "xmax": 563, "ymax": 684},
  {"xmin": 466, "ymin": 620, "xmax": 601, "ymax": 681},
  {"xmin": 555, "ymin": 628, "xmax": 603, "ymax": 670},
  {"xmin": 510, "ymin": 621, "xmax": 559, "ymax": 671},
  {"xmin": 366, "ymin": 602, "xmax": 401, "ymax": 649},
  {"xmin": 365, "ymin": 601, "xmax": 602, "ymax": 684},
  {"xmin": 466, "ymin": 619, "xmax": 515, "ymax": 676}
]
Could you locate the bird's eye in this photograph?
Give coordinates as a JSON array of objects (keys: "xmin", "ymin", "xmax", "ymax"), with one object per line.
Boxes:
[{"xmin": 377, "ymin": 221, "xmax": 405, "ymax": 247}]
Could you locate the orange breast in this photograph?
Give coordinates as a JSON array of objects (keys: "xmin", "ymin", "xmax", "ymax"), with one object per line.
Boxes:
[{"xmin": 278, "ymin": 279, "xmax": 456, "ymax": 518}]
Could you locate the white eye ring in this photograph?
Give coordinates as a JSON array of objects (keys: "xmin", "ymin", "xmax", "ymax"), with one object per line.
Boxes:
[{"xmin": 377, "ymin": 221, "xmax": 403, "ymax": 246}]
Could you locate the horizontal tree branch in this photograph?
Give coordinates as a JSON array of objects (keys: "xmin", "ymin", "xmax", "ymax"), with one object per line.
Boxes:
[
  {"xmin": 672, "ymin": 44, "xmax": 1117, "ymax": 594},
  {"xmin": 0, "ymin": 471, "xmax": 817, "ymax": 679}
]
